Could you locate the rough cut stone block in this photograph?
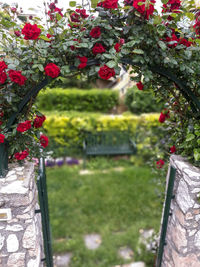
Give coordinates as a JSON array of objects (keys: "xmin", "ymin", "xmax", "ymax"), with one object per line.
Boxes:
[
  {"xmin": 7, "ymin": 234, "xmax": 19, "ymax": 252},
  {"xmin": 0, "ymin": 162, "xmax": 43, "ymax": 267},
  {"xmin": 7, "ymin": 253, "xmax": 25, "ymax": 267},
  {"xmin": 161, "ymin": 155, "xmax": 200, "ymax": 266}
]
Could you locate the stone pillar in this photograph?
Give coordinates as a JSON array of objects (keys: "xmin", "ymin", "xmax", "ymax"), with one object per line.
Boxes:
[
  {"xmin": 162, "ymin": 155, "xmax": 200, "ymax": 267},
  {"xmin": 0, "ymin": 162, "xmax": 43, "ymax": 267}
]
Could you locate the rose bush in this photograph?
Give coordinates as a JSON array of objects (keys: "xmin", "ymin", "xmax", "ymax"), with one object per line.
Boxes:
[{"xmin": 0, "ymin": 0, "xmax": 200, "ymax": 165}]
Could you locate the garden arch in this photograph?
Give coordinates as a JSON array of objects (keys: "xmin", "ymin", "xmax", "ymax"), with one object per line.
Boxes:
[{"xmin": 1, "ymin": 1, "xmax": 200, "ymax": 266}]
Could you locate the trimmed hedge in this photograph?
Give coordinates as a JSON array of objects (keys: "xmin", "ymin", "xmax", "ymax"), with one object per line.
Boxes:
[
  {"xmin": 37, "ymin": 88, "xmax": 119, "ymax": 112},
  {"xmin": 43, "ymin": 112, "xmax": 163, "ymax": 158}
]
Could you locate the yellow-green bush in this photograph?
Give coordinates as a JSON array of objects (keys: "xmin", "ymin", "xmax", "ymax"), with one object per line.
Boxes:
[{"xmin": 43, "ymin": 112, "xmax": 161, "ymax": 157}]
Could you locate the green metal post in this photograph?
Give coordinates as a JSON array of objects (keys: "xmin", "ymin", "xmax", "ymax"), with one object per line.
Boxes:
[
  {"xmin": 156, "ymin": 166, "xmax": 176, "ymax": 267},
  {"xmin": 0, "ymin": 142, "xmax": 8, "ymax": 178},
  {"xmin": 37, "ymin": 158, "xmax": 53, "ymax": 267}
]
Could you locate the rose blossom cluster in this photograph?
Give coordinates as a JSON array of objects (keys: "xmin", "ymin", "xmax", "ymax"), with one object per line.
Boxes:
[
  {"xmin": 48, "ymin": 3, "xmax": 63, "ymax": 21},
  {"xmin": 0, "ymin": 60, "xmax": 27, "ymax": 86},
  {"xmin": 164, "ymin": 34, "xmax": 192, "ymax": 48},
  {"xmin": 114, "ymin": 39, "xmax": 125, "ymax": 53},
  {"xmin": 14, "ymin": 115, "xmax": 48, "ymax": 160},
  {"xmin": 70, "ymin": 9, "xmax": 89, "ymax": 22},
  {"xmin": 193, "ymin": 11, "xmax": 200, "ymax": 36},
  {"xmin": 133, "ymin": 0, "xmax": 155, "ymax": 20},
  {"xmin": 162, "ymin": 0, "xmax": 181, "ymax": 13},
  {"xmin": 97, "ymin": 0, "xmax": 118, "ymax": 9},
  {"xmin": 22, "ymin": 23, "xmax": 41, "ymax": 40},
  {"xmin": 159, "ymin": 109, "xmax": 170, "ymax": 123},
  {"xmin": 78, "ymin": 56, "xmax": 88, "ymax": 69}
]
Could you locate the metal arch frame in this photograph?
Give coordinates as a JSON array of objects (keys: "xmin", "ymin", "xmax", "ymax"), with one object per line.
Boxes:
[{"xmin": 1, "ymin": 58, "xmax": 200, "ymax": 177}]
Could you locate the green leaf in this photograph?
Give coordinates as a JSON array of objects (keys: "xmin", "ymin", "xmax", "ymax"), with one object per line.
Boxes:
[
  {"xmin": 61, "ymin": 65, "xmax": 70, "ymax": 74},
  {"xmin": 91, "ymin": 0, "xmax": 98, "ymax": 8},
  {"xmin": 124, "ymin": 40, "xmax": 137, "ymax": 48},
  {"xmin": 186, "ymin": 133, "xmax": 195, "ymax": 142},
  {"xmin": 8, "ymin": 64, "xmax": 17, "ymax": 69},
  {"xmin": 185, "ymin": 12, "xmax": 195, "ymax": 21},
  {"xmin": 161, "ymin": 0, "xmax": 169, "ymax": 4},
  {"xmin": 158, "ymin": 41, "xmax": 167, "ymax": 51},
  {"xmin": 103, "ymin": 54, "xmax": 113, "ymax": 59},
  {"xmin": 106, "ymin": 60, "xmax": 116, "ymax": 68},
  {"xmin": 194, "ymin": 39, "xmax": 200, "ymax": 46},
  {"xmin": 194, "ymin": 149, "xmax": 200, "ymax": 161},
  {"xmin": 56, "ymin": 13, "xmax": 63, "ymax": 21},
  {"xmin": 49, "ymin": 28, "xmax": 54, "ymax": 35},
  {"xmin": 40, "ymin": 35, "xmax": 50, "ymax": 41},
  {"xmin": 38, "ymin": 64, "xmax": 44, "ymax": 72},
  {"xmin": 133, "ymin": 49, "xmax": 144, "ymax": 54},
  {"xmin": 154, "ymin": 16, "xmax": 162, "ymax": 25},
  {"xmin": 69, "ymin": 1, "xmax": 76, "ymax": 7},
  {"xmin": 78, "ymin": 43, "xmax": 89, "ymax": 48}
]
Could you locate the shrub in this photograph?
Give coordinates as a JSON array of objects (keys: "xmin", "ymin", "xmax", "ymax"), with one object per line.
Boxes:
[
  {"xmin": 43, "ymin": 112, "xmax": 165, "ymax": 159},
  {"xmin": 125, "ymin": 86, "xmax": 164, "ymax": 114},
  {"xmin": 37, "ymin": 88, "xmax": 119, "ymax": 113}
]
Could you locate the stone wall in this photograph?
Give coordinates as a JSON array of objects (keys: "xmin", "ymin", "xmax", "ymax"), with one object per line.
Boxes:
[
  {"xmin": 0, "ymin": 162, "xmax": 43, "ymax": 267},
  {"xmin": 162, "ymin": 155, "xmax": 200, "ymax": 267}
]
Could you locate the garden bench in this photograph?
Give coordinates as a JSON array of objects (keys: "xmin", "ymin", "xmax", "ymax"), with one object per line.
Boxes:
[{"xmin": 83, "ymin": 130, "xmax": 137, "ymax": 166}]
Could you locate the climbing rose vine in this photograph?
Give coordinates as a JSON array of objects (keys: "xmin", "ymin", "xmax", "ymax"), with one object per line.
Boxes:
[{"xmin": 0, "ymin": 0, "xmax": 200, "ymax": 164}]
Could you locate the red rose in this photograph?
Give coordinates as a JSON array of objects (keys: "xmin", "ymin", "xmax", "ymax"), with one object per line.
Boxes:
[
  {"xmin": 44, "ymin": 63, "xmax": 60, "ymax": 78},
  {"xmin": 193, "ymin": 20, "xmax": 200, "ymax": 36},
  {"xmin": 159, "ymin": 112, "xmax": 166, "ymax": 123},
  {"xmin": 170, "ymin": 145, "xmax": 176, "ymax": 153},
  {"xmin": 0, "ymin": 72, "xmax": 7, "ymax": 84},
  {"xmin": 17, "ymin": 120, "xmax": 32, "ymax": 132},
  {"xmin": 0, "ymin": 133, "xmax": 5, "ymax": 144},
  {"xmin": 136, "ymin": 81, "xmax": 144, "ymax": 90},
  {"xmin": 98, "ymin": 65, "xmax": 115, "ymax": 80},
  {"xmin": 0, "ymin": 61, "xmax": 7, "ymax": 72},
  {"xmin": 78, "ymin": 56, "xmax": 88, "ymax": 69},
  {"xmin": 46, "ymin": 34, "xmax": 52, "ymax": 39},
  {"xmin": 133, "ymin": 0, "xmax": 155, "ymax": 20},
  {"xmin": 22, "ymin": 23, "xmax": 41, "ymax": 40},
  {"xmin": 156, "ymin": 159, "xmax": 165, "ymax": 169},
  {"xmin": 97, "ymin": 2, "xmax": 103, "ymax": 7},
  {"xmin": 70, "ymin": 12, "xmax": 80, "ymax": 22},
  {"xmin": 92, "ymin": 43, "xmax": 106, "ymax": 55},
  {"xmin": 164, "ymin": 34, "xmax": 179, "ymax": 48},
  {"xmin": 49, "ymin": 3, "xmax": 56, "ymax": 10},
  {"xmin": 54, "ymin": 7, "xmax": 63, "ymax": 17},
  {"xmin": 179, "ymin": 38, "xmax": 192, "ymax": 47},
  {"xmin": 15, "ymin": 150, "xmax": 29, "ymax": 160},
  {"xmin": 162, "ymin": 0, "xmax": 181, "ymax": 13},
  {"xmin": 114, "ymin": 43, "xmax": 121, "ymax": 52},
  {"xmin": 90, "ymin": 27, "xmax": 101, "ymax": 38},
  {"xmin": 102, "ymin": 0, "xmax": 118, "ymax": 9},
  {"xmin": 40, "ymin": 135, "xmax": 49, "ymax": 148},
  {"xmin": 33, "ymin": 115, "xmax": 46, "ymax": 128},
  {"xmin": 76, "ymin": 9, "xmax": 89, "ymax": 19},
  {"xmin": 8, "ymin": 70, "xmax": 27, "ymax": 86},
  {"xmin": 14, "ymin": 31, "xmax": 21, "ymax": 37},
  {"xmin": 0, "ymin": 112, "xmax": 3, "ymax": 117},
  {"xmin": 163, "ymin": 109, "xmax": 170, "ymax": 118},
  {"xmin": 70, "ymin": 39, "xmax": 79, "ymax": 51}
]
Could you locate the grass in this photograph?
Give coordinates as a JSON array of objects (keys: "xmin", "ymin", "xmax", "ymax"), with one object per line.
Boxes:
[{"xmin": 47, "ymin": 158, "xmax": 163, "ymax": 267}]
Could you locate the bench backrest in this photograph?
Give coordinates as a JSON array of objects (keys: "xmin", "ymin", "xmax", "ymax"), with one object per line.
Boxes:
[{"xmin": 85, "ymin": 131, "xmax": 130, "ymax": 148}]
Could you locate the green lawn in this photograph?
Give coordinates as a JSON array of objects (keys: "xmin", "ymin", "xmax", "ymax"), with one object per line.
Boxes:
[{"xmin": 47, "ymin": 158, "xmax": 163, "ymax": 267}]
